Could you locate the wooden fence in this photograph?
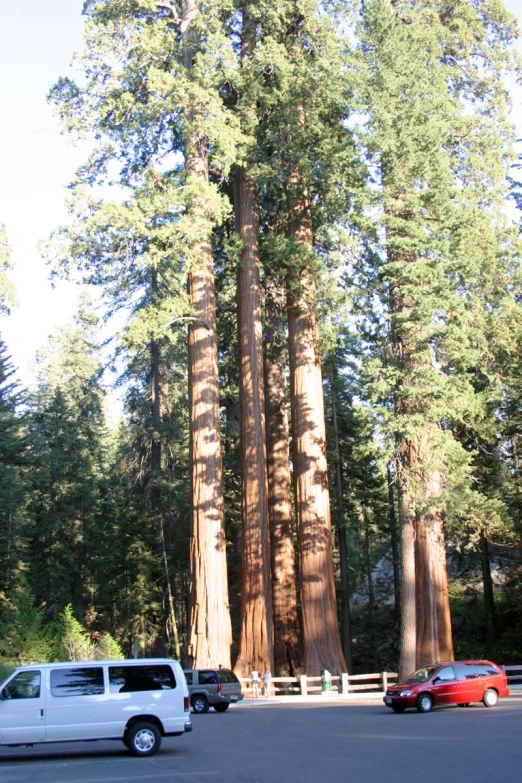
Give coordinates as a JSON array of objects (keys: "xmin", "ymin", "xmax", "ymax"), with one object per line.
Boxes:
[
  {"xmin": 240, "ymin": 665, "xmax": 522, "ymax": 698},
  {"xmin": 239, "ymin": 671, "xmax": 398, "ymax": 698}
]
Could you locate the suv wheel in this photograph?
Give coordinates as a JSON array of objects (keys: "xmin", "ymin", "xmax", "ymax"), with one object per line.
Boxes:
[
  {"xmin": 483, "ymin": 689, "xmax": 498, "ymax": 708},
  {"xmin": 214, "ymin": 703, "xmax": 229, "ymax": 713},
  {"xmin": 192, "ymin": 694, "xmax": 210, "ymax": 714},
  {"xmin": 416, "ymin": 693, "xmax": 434, "ymax": 713}
]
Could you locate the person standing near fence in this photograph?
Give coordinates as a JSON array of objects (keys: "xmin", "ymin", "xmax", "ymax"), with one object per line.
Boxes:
[
  {"xmin": 251, "ymin": 667, "xmax": 260, "ymax": 698},
  {"xmin": 263, "ymin": 668, "xmax": 272, "ymax": 698}
]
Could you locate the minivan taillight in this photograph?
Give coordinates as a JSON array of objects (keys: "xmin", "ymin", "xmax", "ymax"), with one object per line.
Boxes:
[
  {"xmin": 217, "ymin": 682, "xmax": 221, "ymax": 694},
  {"xmin": 184, "ymin": 696, "xmax": 189, "ymax": 711}
]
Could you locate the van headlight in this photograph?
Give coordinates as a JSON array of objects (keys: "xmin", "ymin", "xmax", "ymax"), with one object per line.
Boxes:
[{"xmin": 400, "ymin": 689, "xmax": 412, "ymax": 696}]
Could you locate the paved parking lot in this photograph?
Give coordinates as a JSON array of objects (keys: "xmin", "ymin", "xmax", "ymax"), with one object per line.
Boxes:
[{"xmin": 2, "ymin": 693, "xmax": 522, "ymax": 783}]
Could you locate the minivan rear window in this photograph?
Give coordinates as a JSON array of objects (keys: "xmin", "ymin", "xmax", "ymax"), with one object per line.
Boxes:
[
  {"xmin": 455, "ymin": 663, "xmax": 500, "ymax": 679},
  {"xmin": 109, "ymin": 664, "xmax": 176, "ymax": 693},
  {"xmin": 50, "ymin": 667, "xmax": 104, "ymax": 697}
]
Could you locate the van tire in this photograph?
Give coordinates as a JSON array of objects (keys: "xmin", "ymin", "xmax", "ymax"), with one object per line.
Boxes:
[
  {"xmin": 483, "ymin": 689, "xmax": 498, "ymax": 708},
  {"xmin": 192, "ymin": 695, "xmax": 210, "ymax": 714},
  {"xmin": 127, "ymin": 721, "xmax": 162, "ymax": 756},
  {"xmin": 416, "ymin": 693, "xmax": 434, "ymax": 713},
  {"xmin": 213, "ymin": 703, "xmax": 229, "ymax": 712}
]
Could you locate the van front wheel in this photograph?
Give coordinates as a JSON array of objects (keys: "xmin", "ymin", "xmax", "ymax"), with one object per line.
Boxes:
[{"xmin": 127, "ymin": 721, "xmax": 162, "ymax": 756}]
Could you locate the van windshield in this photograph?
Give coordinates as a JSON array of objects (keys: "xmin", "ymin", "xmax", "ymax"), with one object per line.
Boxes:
[{"xmin": 404, "ymin": 666, "xmax": 439, "ymax": 683}]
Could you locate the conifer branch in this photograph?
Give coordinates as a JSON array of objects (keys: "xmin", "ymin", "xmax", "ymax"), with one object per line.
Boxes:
[{"xmin": 156, "ymin": 1, "xmax": 180, "ymax": 24}]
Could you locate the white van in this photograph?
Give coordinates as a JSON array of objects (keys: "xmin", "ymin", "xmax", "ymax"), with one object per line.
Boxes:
[{"xmin": 0, "ymin": 658, "xmax": 192, "ymax": 756}]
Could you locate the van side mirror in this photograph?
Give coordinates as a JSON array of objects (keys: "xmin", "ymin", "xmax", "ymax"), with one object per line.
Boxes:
[
  {"xmin": 433, "ymin": 676, "xmax": 441, "ymax": 684},
  {"xmin": 0, "ymin": 688, "xmax": 7, "ymax": 700}
]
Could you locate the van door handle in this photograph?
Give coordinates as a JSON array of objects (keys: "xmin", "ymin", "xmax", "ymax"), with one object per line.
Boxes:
[{"xmin": 40, "ymin": 709, "xmax": 44, "ymax": 718}]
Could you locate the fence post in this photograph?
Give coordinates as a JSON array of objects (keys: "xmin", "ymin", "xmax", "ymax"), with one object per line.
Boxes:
[
  {"xmin": 300, "ymin": 674, "xmax": 308, "ymax": 697},
  {"xmin": 382, "ymin": 672, "xmax": 388, "ymax": 693},
  {"xmin": 341, "ymin": 672, "xmax": 349, "ymax": 695}
]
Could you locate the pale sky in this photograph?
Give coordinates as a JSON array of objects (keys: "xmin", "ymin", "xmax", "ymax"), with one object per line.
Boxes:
[{"xmin": 0, "ymin": 0, "xmax": 521, "ymax": 389}]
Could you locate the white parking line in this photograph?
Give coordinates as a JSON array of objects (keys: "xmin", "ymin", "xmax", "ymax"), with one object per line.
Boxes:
[{"xmin": 0, "ymin": 770, "xmax": 218, "ymax": 782}]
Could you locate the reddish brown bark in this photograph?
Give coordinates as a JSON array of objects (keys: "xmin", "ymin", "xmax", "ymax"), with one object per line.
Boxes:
[
  {"xmin": 286, "ymin": 169, "xmax": 346, "ymax": 676},
  {"xmin": 414, "ymin": 457, "xmax": 453, "ymax": 666},
  {"xmin": 234, "ymin": 164, "xmax": 273, "ymax": 676},
  {"xmin": 397, "ymin": 474, "xmax": 417, "ymax": 681},
  {"xmin": 233, "ymin": 5, "xmax": 274, "ymax": 676},
  {"xmin": 183, "ymin": 0, "xmax": 232, "ymax": 669},
  {"xmin": 264, "ymin": 274, "xmax": 302, "ymax": 676}
]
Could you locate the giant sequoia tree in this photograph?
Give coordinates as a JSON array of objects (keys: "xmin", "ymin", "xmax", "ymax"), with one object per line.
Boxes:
[
  {"xmin": 354, "ymin": 0, "xmax": 520, "ymax": 676},
  {"xmin": 49, "ymin": 0, "xmax": 240, "ymax": 668}
]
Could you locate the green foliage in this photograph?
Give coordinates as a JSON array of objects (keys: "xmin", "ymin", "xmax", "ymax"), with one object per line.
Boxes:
[
  {"xmin": 0, "ymin": 578, "xmax": 52, "ymax": 664},
  {"xmin": 0, "ymin": 224, "xmax": 16, "ymax": 314},
  {"xmin": 0, "ymin": 339, "xmax": 32, "ymax": 601},
  {"xmin": 95, "ymin": 632, "xmax": 125, "ymax": 660},
  {"xmin": 27, "ymin": 300, "xmax": 108, "ymax": 619},
  {"xmin": 54, "ymin": 604, "xmax": 93, "ymax": 661}
]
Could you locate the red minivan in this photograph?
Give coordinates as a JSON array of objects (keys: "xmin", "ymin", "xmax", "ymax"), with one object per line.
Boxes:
[{"xmin": 384, "ymin": 660, "xmax": 509, "ymax": 713}]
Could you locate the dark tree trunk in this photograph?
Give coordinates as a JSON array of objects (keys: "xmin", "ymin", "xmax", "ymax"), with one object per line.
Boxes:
[
  {"xmin": 363, "ymin": 504, "xmax": 377, "ymax": 670},
  {"xmin": 264, "ymin": 272, "xmax": 302, "ymax": 676},
  {"xmin": 479, "ymin": 529, "xmax": 496, "ymax": 657},
  {"xmin": 387, "ymin": 464, "xmax": 401, "ymax": 615},
  {"xmin": 233, "ymin": 4, "xmax": 274, "ymax": 677},
  {"xmin": 330, "ymin": 361, "xmax": 353, "ymax": 671}
]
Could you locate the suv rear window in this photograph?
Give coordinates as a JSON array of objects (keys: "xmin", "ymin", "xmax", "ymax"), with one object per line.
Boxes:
[
  {"xmin": 198, "ymin": 671, "xmax": 218, "ymax": 685},
  {"xmin": 218, "ymin": 670, "xmax": 239, "ymax": 684},
  {"xmin": 109, "ymin": 664, "xmax": 176, "ymax": 693}
]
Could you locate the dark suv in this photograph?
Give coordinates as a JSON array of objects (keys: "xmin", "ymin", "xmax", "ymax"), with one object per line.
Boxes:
[{"xmin": 184, "ymin": 668, "xmax": 244, "ymax": 713}]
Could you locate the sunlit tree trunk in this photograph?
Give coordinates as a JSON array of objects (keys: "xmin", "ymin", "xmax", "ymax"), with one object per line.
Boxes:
[
  {"xmin": 183, "ymin": 0, "xmax": 232, "ymax": 669},
  {"xmin": 286, "ymin": 160, "xmax": 346, "ymax": 675}
]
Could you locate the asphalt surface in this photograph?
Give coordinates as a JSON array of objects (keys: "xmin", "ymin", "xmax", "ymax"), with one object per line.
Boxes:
[{"xmin": 1, "ymin": 693, "xmax": 522, "ymax": 783}]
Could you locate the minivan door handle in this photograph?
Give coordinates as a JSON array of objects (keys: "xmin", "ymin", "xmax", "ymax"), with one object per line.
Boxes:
[{"xmin": 40, "ymin": 709, "xmax": 44, "ymax": 718}]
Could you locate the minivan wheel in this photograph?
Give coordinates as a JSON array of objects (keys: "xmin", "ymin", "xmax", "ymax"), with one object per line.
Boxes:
[
  {"xmin": 192, "ymin": 695, "xmax": 210, "ymax": 714},
  {"xmin": 214, "ymin": 703, "xmax": 229, "ymax": 713},
  {"xmin": 127, "ymin": 722, "xmax": 162, "ymax": 756},
  {"xmin": 416, "ymin": 693, "xmax": 434, "ymax": 713},
  {"xmin": 483, "ymin": 689, "xmax": 498, "ymax": 708}
]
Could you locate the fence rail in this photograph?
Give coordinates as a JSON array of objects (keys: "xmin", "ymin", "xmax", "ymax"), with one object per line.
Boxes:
[
  {"xmin": 240, "ymin": 664, "xmax": 522, "ymax": 698},
  {"xmin": 239, "ymin": 671, "xmax": 398, "ymax": 698}
]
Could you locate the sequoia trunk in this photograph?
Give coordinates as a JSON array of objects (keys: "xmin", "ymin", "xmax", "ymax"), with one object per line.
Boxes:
[
  {"xmin": 264, "ymin": 273, "xmax": 302, "ymax": 676},
  {"xmin": 183, "ymin": 0, "xmax": 232, "ymax": 669},
  {"xmin": 286, "ymin": 163, "xmax": 346, "ymax": 675}
]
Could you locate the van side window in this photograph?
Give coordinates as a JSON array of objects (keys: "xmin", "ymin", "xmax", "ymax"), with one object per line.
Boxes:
[
  {"xmin": 109, "ymin": 665, "xmax": 176, "ymax": 694},
  {"xmin": 3, "ymin": 671, "xmax": 41, "ymax": 699},
  {"xmin": 435, "ymin": 666, "xmax": 455, "ymax": 681},
  {"xmin": 50, "ymin": 667, "xmax": 104, "ymax": 697}
]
